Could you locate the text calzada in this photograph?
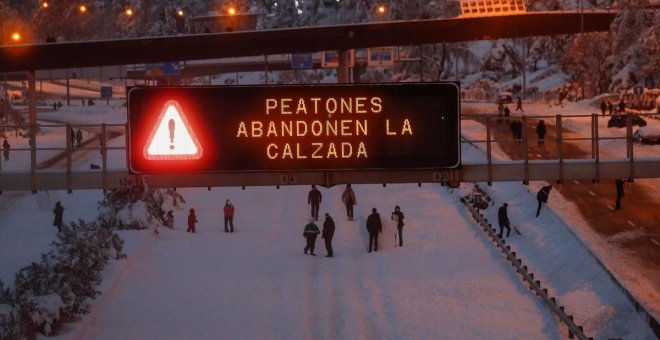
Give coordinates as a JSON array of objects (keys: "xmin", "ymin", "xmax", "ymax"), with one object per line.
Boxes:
[{"xmin": 127, "ymin": 83, "xmax": 459, "ymax": 173}]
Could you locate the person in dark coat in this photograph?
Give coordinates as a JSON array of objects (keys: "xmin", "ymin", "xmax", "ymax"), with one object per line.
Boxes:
[
  {"xmin": 366, "ymin": 208, "xmax": 382, "ymax": 253},
  {"xmin": 322, "ymin": 213, "xmax": 335, "ymax": 257},
  {"xmin": 2, "ymin": 139, "xmax": 10, "ymax": 161},
  {"xmin": 391, "ymin": 205, "xmax": 405, "ymax": 247},
  {"xmin": 52, "ymin": 201, "xmax": 64, "ymax": 233},
  {"xmin": 600, "ymin": 101, "xmax": 607, "ymax": 115},
  {"xmin": 503, "ymin": 105, "xmax": 510, "ymax": 119},
  {"xmin": 536, "ymin": 120, "xmax": 547, "ymax": 146},
  {"xmin": 615, "ymin": 179, "xmax": 625, "ymax": 210},
  {"xmin": 515, "ymin": 97, "xmax": 523, "ymax": 112},
  {"xmin": 618, "ymin": 99, "xmax": 625, "ymax": 114},
  {"xmin": 514, "ymin": 120, "xmax": 523, "ymax": 144},
  {"xmin": 70, "ymin": 129, "xmax": 76, "ymax": 148},
  {"xmin": 187, "ymin": 208, "xmax": 198, "ymax": 233},
  {"xmin": 75, "ymin": 129, "xmax": 83, "ymax": 147},
  {"xmin": 607, "ymin": 101, "xmax": 614, "ymax": 115},
  {"xmin": 536, "ymin": 185, "xmax": 552, "ymax": 217},
  {"xmin": 224, "ymin": 199, "xmax": 235, "ymax": 232},
  {"xmin": 341, "ymin": 184, "xmax": 357, "ymax": 221},
  {"xmin": 308, "ymin": 184, "xmax": 322, "ymax": 221},
  {"xmin": 303, "ymin": 219, "xmax": 320, "ymax": 256},
  {"xmin": 498, "ymin": 203, "xmax": 511, "ymax": 238}
]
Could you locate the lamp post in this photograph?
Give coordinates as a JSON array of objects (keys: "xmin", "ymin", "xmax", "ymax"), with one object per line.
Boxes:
[{"xmin": 580, "ymin": 0, "xmax": 584, "ymax": 33}]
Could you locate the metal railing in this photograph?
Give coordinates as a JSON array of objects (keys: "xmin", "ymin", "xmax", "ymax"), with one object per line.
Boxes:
[
  {"xmin": 1, "ymin": 113, "xmax": 659, "ymax": 191},
  {"xmin": 459, "ymin": 112, "xmax": 660, "ymax": 184}
]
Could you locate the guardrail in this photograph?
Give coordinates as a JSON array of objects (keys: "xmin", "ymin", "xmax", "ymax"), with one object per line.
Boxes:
[{"xmin": 460, "ymin": 187, "xmax": 592, "ymax": 339}]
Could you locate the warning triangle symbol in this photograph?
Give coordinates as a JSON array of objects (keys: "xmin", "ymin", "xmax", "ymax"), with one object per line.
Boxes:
[{"xmin": 143, "ymin": 100, "xmax": 203, "ymax": 160}]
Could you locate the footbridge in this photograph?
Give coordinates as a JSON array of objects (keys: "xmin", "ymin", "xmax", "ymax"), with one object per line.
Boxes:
[{"xmin": 2, "ymin": 10, "xmax": 655, "ymax": 192}]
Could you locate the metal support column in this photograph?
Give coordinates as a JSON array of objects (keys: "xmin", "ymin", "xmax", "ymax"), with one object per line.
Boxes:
[
  {"xmin": 102, "ymin": 123, "xmax": 108, "ymax": 193},
  {"xmin": 337, "ymin": 49, "xmax": 350, "ymax": 84},
  {"xmin": 486, "ymin": 116, "xmax": 492, "ymax": 186},
  {"xmin": 66, "ymin": 70, "xmax": 71, "ymax": 106},
  {"xmin": 28, "ymin": 70, "xmax": 37, "ymax": 193},
  {"xmin": 264, "ymin": 55, "xmax": 269, "ymax": 85},
  {"xmin": 626, "ymin": 114, "xmax": 634, "ymax": 180},
  {"xmin": 593, "ymin": 114, "xmax": 600, "ymax": 183},
  {"xmin": 556, "ymin": 115, "xmax": 563, "ymax": 184},
  {"xmin": 66, "ymin": 123, "xmax": 72, "ymax": 193},
  {"xmin": 522, "ymin": 115, "xmax": 529, "ymax": 184}
]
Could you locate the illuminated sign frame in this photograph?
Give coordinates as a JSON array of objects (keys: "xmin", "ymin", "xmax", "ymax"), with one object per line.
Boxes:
[{"xmin": 127, "ymin": 83, "xmax": 460, "ymax": 174}]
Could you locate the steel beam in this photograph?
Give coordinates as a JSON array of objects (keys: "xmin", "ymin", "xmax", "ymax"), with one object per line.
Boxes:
[{"xmin": 0, "ymin": 12, "xmax": 615, "ymax": 73}]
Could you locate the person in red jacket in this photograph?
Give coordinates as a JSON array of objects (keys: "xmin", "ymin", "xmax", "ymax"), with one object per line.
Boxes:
[
  {"xmin": 224, "ymin": 199, "xmax": 235, "ymax": 233},
  {"xmin": 187, "ymin": 208, "xmax": 198, "ymax": 233}
]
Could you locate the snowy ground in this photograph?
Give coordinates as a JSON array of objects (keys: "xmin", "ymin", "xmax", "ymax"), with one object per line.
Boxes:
[{"xmin": 0, "ymin": 95, "xmax": 658, "ymax": 339}]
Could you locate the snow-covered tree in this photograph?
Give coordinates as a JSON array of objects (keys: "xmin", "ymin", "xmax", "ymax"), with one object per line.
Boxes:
[
  {"xmin": 562, "ymin": 32, "xmax": 611, "ymax": 95},
  {"xmin": 608, "ymin": 0, "xmax": 658, "ymax": 90}
]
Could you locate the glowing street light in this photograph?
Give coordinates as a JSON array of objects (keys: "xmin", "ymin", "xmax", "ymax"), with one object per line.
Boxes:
[
  {"xmin": 125, "ymin": 8, "xmax": 134, "ymax": 17},
  {"xmin": 177, "ymin": 9, "xmax": 184, "ymax": 17},
  {"xmin": 377, "ymin": 5, "xmax": 386, "ymax": 14},
  {"xmin": 11, "ymin": 32, "xmax": 21, "ymax": 43},
  {"xmin": 41, "ymin": 2, "xmax": 49, "ymax": 9},
  {"xmin": 79, "ymin": 4, "xmax": 87, "ymax": 13},
  {"xmin": 227, "ymin": 7, "xmax": 236, "ymax": 15}
]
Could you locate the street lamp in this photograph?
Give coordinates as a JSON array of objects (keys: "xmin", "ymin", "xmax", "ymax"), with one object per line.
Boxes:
[
  {"xmin": 125, "ymin": 8, "xmax": 134, "ymax": 17},
  {"xmin": 10, "ymin": 32, "xmax": 21, "ymax": 43},
  {"xmin": 177, "ymin": 9, "xmax": 184, "ymax": 17},
  {"xmin": 227, "ymin": 7, "xmax": 236, "ymax": 15},
  {"xmin": 41, "ymin": 2, "xmax": 49, "ymax": 9},
  {"xmin": 377, "ymin": 5, "xmax": 386, "ymax": 15},
  {"xmin": 79, "ymin": 4, "xmax": 87, "ymax": 13}
]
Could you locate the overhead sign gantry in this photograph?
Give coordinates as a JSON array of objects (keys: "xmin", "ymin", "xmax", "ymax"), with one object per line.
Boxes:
[{"xmin": 127, "ymin": 83, "xmax": 460, "ymax": 175}]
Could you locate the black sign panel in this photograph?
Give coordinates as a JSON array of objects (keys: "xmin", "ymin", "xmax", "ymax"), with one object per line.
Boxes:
[{"xmin": 127, "ymin": 83, "xmax": 460, "ymax": 174}]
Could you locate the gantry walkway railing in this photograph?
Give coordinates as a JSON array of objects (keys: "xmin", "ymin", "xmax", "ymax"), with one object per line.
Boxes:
[{"xmin": 1, "ymin": 113, "xmax": 658, "ymax": 192}]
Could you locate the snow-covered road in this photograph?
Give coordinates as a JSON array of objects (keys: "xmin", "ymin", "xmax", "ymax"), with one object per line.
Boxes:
[{"xmin": 63, "ymin": 184, "xmax": 558, "ymax": 339}]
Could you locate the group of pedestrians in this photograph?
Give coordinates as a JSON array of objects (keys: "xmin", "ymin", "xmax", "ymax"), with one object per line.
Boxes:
[
  {"xmin": 495, "ymin": 184, "xmax": 553, "ymax": 239},
  {"xmin": 599, "ymin": 99, "xmax": 626, "ymax": 115},
  {"xmin": 70, "ymin": 129, "xmax": 83, "ymax": 148},
  {"xmin": 304, "ymin": 184, "xmax": 405, "ymax": 256},
  {"xmin": 184, "ymin": 199, "xmax": 235, "ymax": 233}
]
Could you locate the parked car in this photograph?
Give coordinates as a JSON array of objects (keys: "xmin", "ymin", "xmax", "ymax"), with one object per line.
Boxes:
[
  {"xmin": 633, "ymin": 127, "xmax": 660, "ymax": 145},
  {"xmin": 496, "ymin": 92, "xmax": 513, "ymax": 105},
  {"xmin": 607, "ymin": 115, "xmax": 647, "ymax": 128}
]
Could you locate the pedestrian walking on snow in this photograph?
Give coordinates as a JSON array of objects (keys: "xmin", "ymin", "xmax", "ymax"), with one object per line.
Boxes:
[
  {"xmin": 2, "ymin": 139, "xmax": 10, "ymax": 161},
  {"xmin": 52, "ymin": 201, "xmax": 64, "ymax": 233},
  {"xmin": 516, "ymin": 97, "xmax": 524, "ymax": 112},
  {"xmin": 535, "ymin": 185, "xmax": 552, "ymax": 217},
  {"xmin": 615, "ymin": 179, "xmax": 625, "ymax": 210},
  {"xmin": 224, "ymin": 199, "xmax": 235, "ymax": 232},
  {"xmin": 536, "ymin": 120, "xmax": 547, "ymax": 146},
  {"xmin": 391, "ymin": 205, "xmax": 405, "ymax": 247},
  {"xmin": 308, "ymin": 184, "xmax": 322, "ymax": 221},
  {"xmin": 600, "ymin": 101, "xmax": 607, "ymax": 115},
  {"xmin": 618, "ymin": 99, "xmax": 626, "ymax": 113},
  {"xmin": 341, "ymin": 184, "xmax": 357, "ymax": 221},
  {"xmin": 303, "ymin": 219, "xmax": 320, "ymax": 256},
  {"xmin": 367, "ymin": 208, "xmax": 382, "ymax": 252},
  {"xmin": 498, "ymin": 203, "xmax": 511, "ymax": 238},
  {"xmin": 187, "ymin": 208, "xmax": 198, "ymax": 233},
  {"xmin": 607, "ymin": 101, "xmax": 614, "ymax": 115},
  {"xmin": 322, "ymin": 213, "xmax": 335, "ymax": 257}
]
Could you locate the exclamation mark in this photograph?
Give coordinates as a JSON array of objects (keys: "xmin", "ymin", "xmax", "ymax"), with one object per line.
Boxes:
[{"xmin": 168, "ymin": 119, "xmax": 175, "ymax": 150}]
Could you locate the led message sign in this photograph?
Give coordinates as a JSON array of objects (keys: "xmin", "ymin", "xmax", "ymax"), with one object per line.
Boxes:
[{"xmin": 127, "ymin": 83, "xmax": 460, "ymax": 174}]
